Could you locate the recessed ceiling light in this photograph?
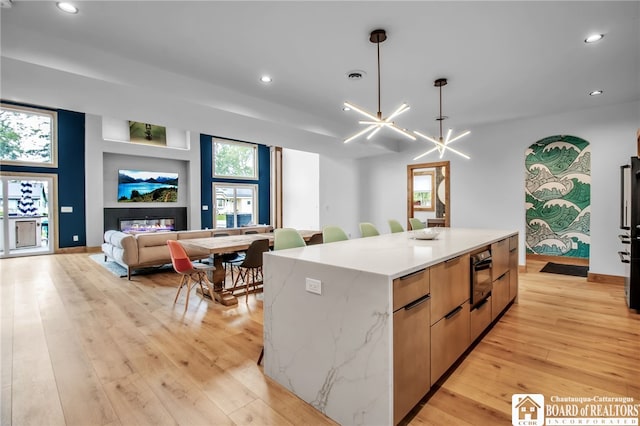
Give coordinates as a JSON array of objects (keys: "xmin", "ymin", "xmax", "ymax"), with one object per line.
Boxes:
[
  {"xmin": 260, "ymin": 75, "xmax": 272, "ymax": 83},
  {"xmin": 584, "ymin": 33, "xmax": 604, "ymax": 43},
  {"xmin": 56, "ymin": 2, "xmax": 78, "ymax": 14},
  {"xmin": 589, "ymin": 90, "xmax": 604, "ymax": 96}
]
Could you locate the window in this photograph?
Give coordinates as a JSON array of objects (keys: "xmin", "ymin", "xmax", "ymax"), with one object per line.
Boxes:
[
  {"xmin": 412, "ymin": 169, "xmax": 435, "ymax": 211},
  {"xmin": 0, "ymin": 104, "xmax": 57, "ymax": 167},
  {"xmin": 213, "ymin": 184, "xmax": 258, "ymax": 228},
  {"xmin": 213, "ymin": 139, "xmax": 257, "ymax": 179}
]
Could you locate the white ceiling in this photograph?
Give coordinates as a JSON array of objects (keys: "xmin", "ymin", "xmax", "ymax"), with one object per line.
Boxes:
[{"xmin": 1, "ymin": 1, "xmax": 639, "ymax": 159}]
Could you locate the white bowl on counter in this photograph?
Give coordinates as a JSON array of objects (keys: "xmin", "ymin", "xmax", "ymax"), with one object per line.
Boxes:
[{"xmin": 412, "ymin": 228, "xmax": 440, "ymax": 240}]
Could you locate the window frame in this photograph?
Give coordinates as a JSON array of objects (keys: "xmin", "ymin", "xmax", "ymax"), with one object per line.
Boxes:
[
  {"xmin": 412, "ymin": 169, "xmax": 436, "ymax": 212},
  {"xmin": 212, "ymin": 183, "xmax": 259, "ymax": 229},
  {"xmin": 212, "ymin": 138, "xmax": 258, "ymax": 180},
  {"xmin": 0, "ymin": 103, "xmax": 58, "ymax": 168}
]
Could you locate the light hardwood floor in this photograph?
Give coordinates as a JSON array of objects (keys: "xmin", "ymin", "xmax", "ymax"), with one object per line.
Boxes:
[{"xmin": 1, "ymin": 255, "xmax": 638, "ymax": 425}]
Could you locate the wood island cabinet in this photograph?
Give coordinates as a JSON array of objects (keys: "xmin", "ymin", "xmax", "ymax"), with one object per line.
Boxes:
[
  {"xmin": 509, "ymin": 235, "xmax": 519, "ymax": 300},
  {"xmin": 429, "ymin": 253, "xmax": 470, "ymax": 385},
  {"xmin": 393, "ymin": 269, "xmax": 431, "ymax": 424}
]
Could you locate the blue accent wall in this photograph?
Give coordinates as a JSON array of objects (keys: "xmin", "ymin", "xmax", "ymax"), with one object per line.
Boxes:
[
  {"xmin": 0, "ymin": 102, "xmax": 86, "ymax": 248},
  {"xmin": 200, "ymin": 135, "xmax": 270, "ymax": 229}
]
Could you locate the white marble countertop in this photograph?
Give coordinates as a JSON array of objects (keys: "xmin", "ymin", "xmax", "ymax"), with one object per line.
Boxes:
[{"xmin": 265, "ymin": 228, "xmax": 517, "ymax": 279}]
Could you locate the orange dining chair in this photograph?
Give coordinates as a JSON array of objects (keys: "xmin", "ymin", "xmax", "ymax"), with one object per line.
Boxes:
[{"xmin": 167, "ymin": 240, "xmax": 215, "ymax": 312}]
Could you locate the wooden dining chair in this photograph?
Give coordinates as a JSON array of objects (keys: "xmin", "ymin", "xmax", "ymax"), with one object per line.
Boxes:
[
  {"xmin": 167, "ymin": 240, "xmax": 215, "ymax": 312},
  {"xmin": 228, "ymin": 238, "xmax": 269, "ymax": 303}
]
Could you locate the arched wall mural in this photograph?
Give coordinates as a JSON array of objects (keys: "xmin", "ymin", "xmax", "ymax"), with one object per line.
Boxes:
[{"xmin": 525, "ymin": 135, "xmax": 591, "ymax": 259}]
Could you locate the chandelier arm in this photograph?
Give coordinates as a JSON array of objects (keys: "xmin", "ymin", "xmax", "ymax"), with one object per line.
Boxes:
[
  {"xmin": 413, "ymin": 147, "xmax": 439, "ymax": 161},
  {"xmin": 366, "ymin": 126, "xmax": 383, "ymax": 140},
  {"xmin": 414, "ymin": 131, "xmax": 443, "ymax": 146},
  {"xmin": 446, "ymin": 131, "xmax": 471, "ymax": 145},
  {"xmin": 344, "ymin": 124, "xmax": 377, "ymax": 143},
  {"xmin": 387, "ymin": 124, "xmax": 417, "ymax": 140},
  {"xmin": 442, "ymin": 145, "xmax": 470, "ymax": 159},
  {"xmin": 344, "ymin": 102, "xmax": 380, "ymax": 121},
  {"xmin": 386, "ymin": 103, "xmax": 409, "ymax": 121}
]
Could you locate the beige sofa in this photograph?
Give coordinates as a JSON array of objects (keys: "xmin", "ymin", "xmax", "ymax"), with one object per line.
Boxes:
[{"xmin": 102, "ymin": 225, "xmax": 272, "ymax": 279}]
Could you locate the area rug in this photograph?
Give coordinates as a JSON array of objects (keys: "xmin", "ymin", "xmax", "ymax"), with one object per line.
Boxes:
[
  {"xmin": 89, "ymin": 254, "xmax": 174, "ymax": 278},
  {"xmin": 540, "ymin": 262, "xmax": 588, "ymax": 277}
]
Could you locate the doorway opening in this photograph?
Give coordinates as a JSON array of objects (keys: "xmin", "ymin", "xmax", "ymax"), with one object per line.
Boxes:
[
  {"xmin": 407, "ymin": 161, "xmax": 450, "ymax": 229},
  {"xmin": 0, "ymin": 173, "xmax": 56, "ymax": 258}
]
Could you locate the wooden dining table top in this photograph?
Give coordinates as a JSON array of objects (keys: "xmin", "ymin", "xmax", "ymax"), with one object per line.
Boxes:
[{"xmin": 179, "ymin": 230, "xmax": 321, "ymax": 255}]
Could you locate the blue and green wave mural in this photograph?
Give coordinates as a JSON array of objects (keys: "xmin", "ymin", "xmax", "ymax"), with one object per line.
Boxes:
[{"xmin": 525, "ymin": 135, "xmax": 590, "ymax": 258}]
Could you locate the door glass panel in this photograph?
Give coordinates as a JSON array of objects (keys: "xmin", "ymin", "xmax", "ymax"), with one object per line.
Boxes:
[
  {"xmin": 1, "ymin": 177, "xmax": 52, "ymax": 257},
  {"xmin": 213, "ymin": 184, "xmax": 257, "ymax": 229}
]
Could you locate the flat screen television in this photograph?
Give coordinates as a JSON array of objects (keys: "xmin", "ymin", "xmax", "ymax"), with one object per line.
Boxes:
[{"xmin": 117, "ymin": 169, "xmax": 178, "ymax": 202}]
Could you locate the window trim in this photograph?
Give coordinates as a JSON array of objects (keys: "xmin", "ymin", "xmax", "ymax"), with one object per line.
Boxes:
[
  {"xmin": 213, "ymin": 183, "xmax": 259, "ymax": 229},
  {"xmin": 0, "ymin": 103, "xmax": 58, "ymax": 168},
  {"xmin": 212, "ymin": 138, "xmax": 258, "ymax": 180}
]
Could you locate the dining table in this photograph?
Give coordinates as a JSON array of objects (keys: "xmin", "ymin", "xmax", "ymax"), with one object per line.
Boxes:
[{"xmin": 179, "ymin": 230, "xmax": 321, "ymax": 306}]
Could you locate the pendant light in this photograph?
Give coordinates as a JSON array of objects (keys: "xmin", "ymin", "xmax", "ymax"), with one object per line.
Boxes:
[
  {"xmin": 413, "ymin": 78, "xmax": 470, "ymax": 160},
  {"xmin": 344, "ymin": 29, "xmax": 415, "ymax": 143}
]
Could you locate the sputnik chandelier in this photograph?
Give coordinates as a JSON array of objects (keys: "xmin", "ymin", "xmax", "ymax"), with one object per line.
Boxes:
[
  {"xmin": 413, "ymin": 78, "xmax": 470, "ymax": 160},
  {"xmin": 344, "ymin": 29, "xmax": 416, "ymax": 144}
]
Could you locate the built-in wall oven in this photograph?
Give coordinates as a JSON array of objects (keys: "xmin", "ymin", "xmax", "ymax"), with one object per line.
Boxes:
[{"xmin": 470, "ymin": 249, "xmax": 492, "ymax": 309}]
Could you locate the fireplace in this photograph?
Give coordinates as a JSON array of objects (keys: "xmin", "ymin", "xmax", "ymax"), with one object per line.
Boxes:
[
  {"xmin": 104, "ymin": 207, "xmax": 187, "ymax": 233},
  {"xmin": 119, "ymin": 217, "xmax": 175, "ymax": 233}
]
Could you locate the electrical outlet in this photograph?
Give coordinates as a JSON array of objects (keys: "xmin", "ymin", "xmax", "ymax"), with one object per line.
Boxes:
[
  {"xmin": 305, "ymin": 278, "xmax": 322, "ymax": 295},
  {"xmin": 202, "ymin": 205, "xmax": 209, "ymax": 210},
  {"xmin": 72, "ymin": 235, "xmax": 79, "ymax": 242}
]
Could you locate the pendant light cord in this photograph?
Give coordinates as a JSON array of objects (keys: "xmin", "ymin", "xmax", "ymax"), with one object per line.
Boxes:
[
  {"xmin": 439, "ymin": 85, "xmax": 443, "ymax": 140},
  {"xmin": 377, "ymin": 40, "xmax": 382, "ymax": 119}
]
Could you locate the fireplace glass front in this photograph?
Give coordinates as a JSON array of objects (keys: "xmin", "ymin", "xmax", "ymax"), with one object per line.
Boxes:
[{"xmin": 119, "ymin": 217, "xmax": 175, "ymax": 233}]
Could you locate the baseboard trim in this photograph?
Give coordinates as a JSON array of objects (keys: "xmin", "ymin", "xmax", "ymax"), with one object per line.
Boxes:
[
  {"xmin": 526, "ymin": 253, "xmax": 589, "ymax": 266},
  {"xmin": 587, "ymin": 272, "xmax": 624, "ymax": 285},
  {"xmin": 55, "ymin": 246, "xmax": 87, "ymax": 254}
]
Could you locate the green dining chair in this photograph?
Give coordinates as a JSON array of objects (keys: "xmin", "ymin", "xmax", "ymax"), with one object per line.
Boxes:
[
  {"xmin": 274, "ymin": 228, "xmax": 306, "ymax": 251},
  {"xmin": 388, "ymin": 219, "xmax": 404, "ymax": 233},
  {"xmin": 409, "ymin": 218, "xmax": 426, "ymax": 230},
  {"xmin": 359, "ymin": 222, "xmax": 380, "ymax": 238},
  {"xmin": 322, "ymin": 225, "xmax": 349, "ymax": 243}
]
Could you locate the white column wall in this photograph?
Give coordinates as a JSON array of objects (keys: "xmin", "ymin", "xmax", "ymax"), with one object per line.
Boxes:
[
  {"xmin": 282, "ymin": 148, "xmax": 320, "ymax": 230},
  {"xmin": 355, "ymin": 101, "xmax": 639, "ymax": 277},
  {"xmin": 319, "ymin": 155, "xmax": 360, "ymax": 239}
]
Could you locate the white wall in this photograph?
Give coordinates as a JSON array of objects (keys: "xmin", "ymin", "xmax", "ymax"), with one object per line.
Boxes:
[
  {"xmin": 319, "ymin": 155, "xmax": 360, "ymax": 238},
  {"xmin": 356, "ymin": 101, "xmax": 639, "ymax": 276},
  {"xmin": 282, "ymin": 148, "xmax": 320, "ymax": 230},
  {"xmin": 85, "ymin": 114, "xmax": 201, "ymax": 247}
]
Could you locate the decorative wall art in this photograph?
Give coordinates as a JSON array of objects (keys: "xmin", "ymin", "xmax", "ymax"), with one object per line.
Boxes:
[
  {"xmin": 525, "ymin": 135, "xmax": 591, "ymax": 258},
  {"xmin": 117, "ymin": 169, "xmax": 178, "ymax": 203},
  {"xmin": 128, "ymin": 121, "xmax": 167, "ymax": 146}
]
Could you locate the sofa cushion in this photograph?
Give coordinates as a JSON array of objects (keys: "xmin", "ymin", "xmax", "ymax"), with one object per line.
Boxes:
[
  {"xmin": 177, "ymin": 230, "xmax": 213, "ymax": 240},
  {"xmin": 103, "ymin": 230, "xmax": 138, "ymax": 266},
  {"xmin": 136, "ymin": 232, "xmax": 178, "ymax": 248}
]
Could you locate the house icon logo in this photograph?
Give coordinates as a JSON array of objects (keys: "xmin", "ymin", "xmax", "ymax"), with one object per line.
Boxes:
[{"xmin": 512, "ymin": 394, "xmax": 544, "ymax": 426}]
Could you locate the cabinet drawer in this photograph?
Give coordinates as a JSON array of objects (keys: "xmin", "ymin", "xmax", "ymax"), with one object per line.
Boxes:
[
  {"xmin": 509, "ymin": 244, "xmax": 518, "ymax": 301},
  {"xmin": 491, "ymin": 271, "xmax": 510, "ymax": 320},
  {"xmin": 430, "ymin": 302, "xmax": 470, "ymax": 385},
  {"xmin": 393, "ymin": 296, "xmax": 430, "ymax": 424},
  {"xmin": 492, "ymin": 238, "xmax": 509, "ymax": 281},
  {"xmin": 393, "ymin": 268, "xmax": 430, "ymax": 312},
  {"xmin": 430, "ymin": 253, "xmax": 470, "ymax": 323},
  {"xmin": 509, "ymin": 234, "xmax": 518, "ymax": 250},
  {"xmin": 470, "ymin": 296, "xmax": 492, "ymax": 343}
]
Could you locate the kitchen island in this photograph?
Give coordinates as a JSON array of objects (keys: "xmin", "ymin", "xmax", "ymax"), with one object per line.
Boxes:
[{"xmin": 263, "ymin": 228, "xmax": 518, "ymax": 425}]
